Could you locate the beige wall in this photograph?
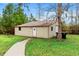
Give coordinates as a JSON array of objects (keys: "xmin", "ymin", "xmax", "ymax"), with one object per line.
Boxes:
[
  {"xmin": 48, "ymin": 21, "xmax": 58, "ymax": 38},
  {"xmin": 36, "ymin": 27, "xmax": 48, "ymax": 38},
  {"xmin": 48, "ymin": 24, "xmax": 56, "ymax": 38},
  {"xmin": 15, "ymin": 27, "xmax": 33, "ymax": 37},
  {"xmin": 15, "ymin": 27, "xmax": 49, "ymax": 38},
  {"xmin": 15, "ymin": 22, "xmax": 58, "ymax": 38}
]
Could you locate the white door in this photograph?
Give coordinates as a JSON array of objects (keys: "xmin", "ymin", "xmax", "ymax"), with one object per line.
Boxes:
[{"xmin": 32, "ymin": 27, "xmax": 36, "ymax": 37}]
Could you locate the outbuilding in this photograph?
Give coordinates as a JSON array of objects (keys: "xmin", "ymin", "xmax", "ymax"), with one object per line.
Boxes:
[{"xmin": 15, "ymin": 20, "xmax": 58, "ymax": 38}]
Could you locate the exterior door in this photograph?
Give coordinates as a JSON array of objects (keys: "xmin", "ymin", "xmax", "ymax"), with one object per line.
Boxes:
[{"xmin": 32, "ymin": 27, "xmax": 36, "ymax": 37}]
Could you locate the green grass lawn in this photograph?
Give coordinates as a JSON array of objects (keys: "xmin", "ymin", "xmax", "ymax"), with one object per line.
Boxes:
[
  {"xmin": 0, "ymin": 35, "xmax": 26, "ymax": 56},
  {"xmin": 25, "ymin": 35, "xmax": 79, "ymax": 56}
]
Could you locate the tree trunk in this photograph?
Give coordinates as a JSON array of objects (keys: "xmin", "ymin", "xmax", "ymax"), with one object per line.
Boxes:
[{"xmin": 57, "ymin": 3, "xmax": 62, "ymax": 40}]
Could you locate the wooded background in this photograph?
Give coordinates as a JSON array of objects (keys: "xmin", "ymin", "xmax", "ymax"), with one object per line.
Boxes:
[{"xmin": 0, "ymin": 3, "xmax": 79, "ymax": 34}]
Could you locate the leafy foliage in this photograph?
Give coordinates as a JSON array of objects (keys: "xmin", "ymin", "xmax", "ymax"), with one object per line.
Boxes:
[{"xmin": 0, "ymin": 3, "xmax": 28, "ymax": 34}]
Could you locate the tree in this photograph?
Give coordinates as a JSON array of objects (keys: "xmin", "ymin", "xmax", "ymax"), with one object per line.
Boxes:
[
  {"xmin": 29, "ymin": 14, "xmax": 36, "ymax": 22},
  {"xmin": 37, "ymin": 4, "xmax": 41, "ymax": 19},
  {"xmin": 57, "ymin": 3, "xmax": 62, "ymax": 39},
  {"xmin": 24, "ymin": 3, "xmax": 35, "ymax": 22},
  {"xmin": 2, "ymin": 4, "xmax": 14, "ymax": 34},
  {"xmin": 45, "ymin": 3, "xmax": 76, "ymax": 39},
  {"xmin": 44, "ymin": 4, "xmax": 57, "ymax": 20},
  {"xmin": 42, "ymin": 3, "xmax": 62, "ymax": 39},
  {"xmin": 1, "ymin": 3, "xmax": 28, "ymax": 34},
  {"xmin": 0, "ymin": 15, "xmax": 3, "ymax": 34},
  {"xmin": 75, "ymin": 4, "xmax": 79, "ymax": 34},
  {"xmin": 13, "ymin": 3, "xmax": 27, "ymax": 25}
]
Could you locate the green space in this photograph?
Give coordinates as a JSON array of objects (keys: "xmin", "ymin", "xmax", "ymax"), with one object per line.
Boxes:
[{"xmin": 25, "ymin": 35, "xmax": 79, "ymax": 56}]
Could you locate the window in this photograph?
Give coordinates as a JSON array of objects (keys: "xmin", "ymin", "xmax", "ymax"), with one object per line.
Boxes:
[
  {"xmin": 18, "ymin": 27, "xmax": 21, "ymax": 31},
  {"xmin": 51, "ymin": 27, "xmax": 53, "ymax": 31}
]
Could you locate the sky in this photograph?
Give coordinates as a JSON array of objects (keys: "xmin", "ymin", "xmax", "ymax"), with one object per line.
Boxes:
[
  {"xmin": 0, "ymin": 3, "xmax": 76, "ymax": 15},
  {"xmin": 0, "ymin": 3, "xmax": 51, "ymax": 17},
  {"xmin": 0, "ymin": 3, "xmax": 57, "ymax": 19},
  {"xmin": 0, "ymin": 3, "xmax": 77, "ymax": 23},
  {"xmin": 0, "ymin": 3, "xmax": 7, "ymax": 15}
]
